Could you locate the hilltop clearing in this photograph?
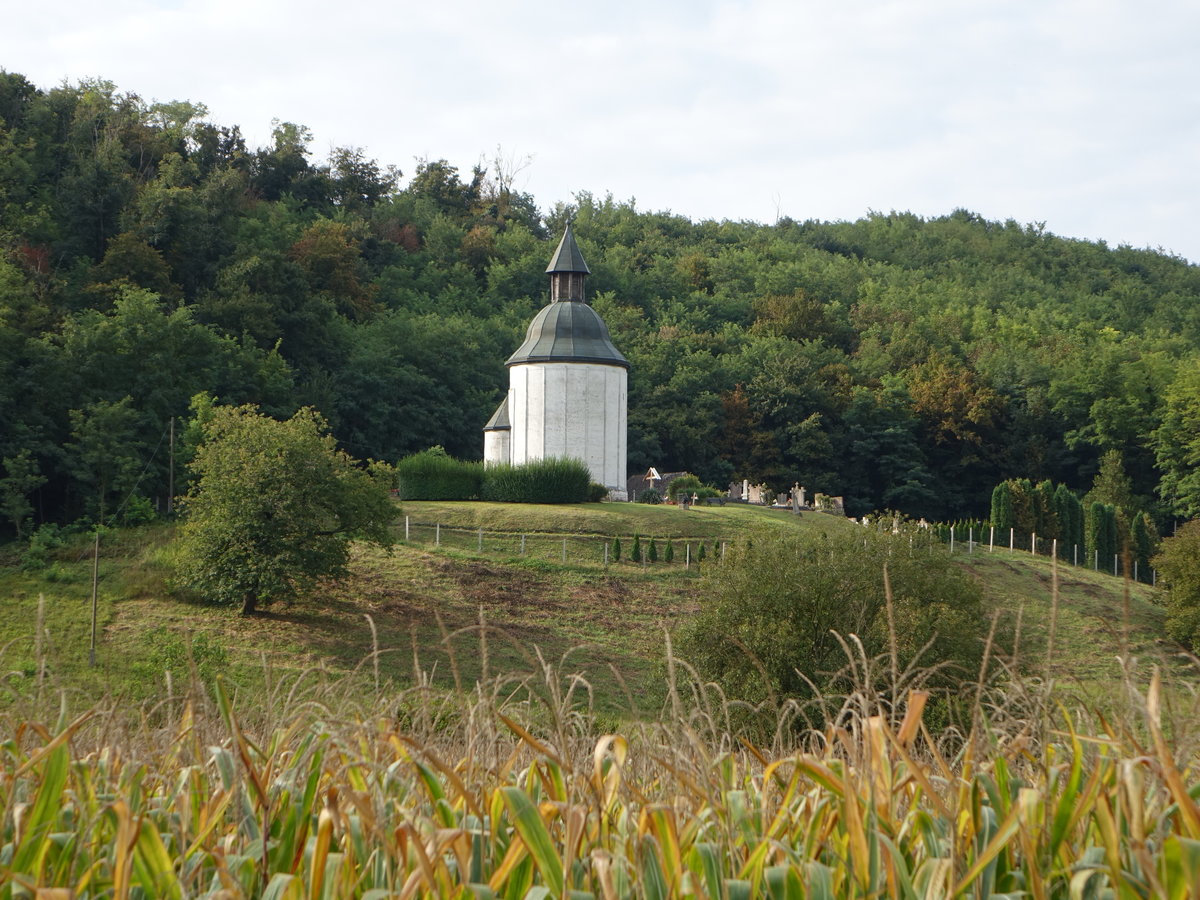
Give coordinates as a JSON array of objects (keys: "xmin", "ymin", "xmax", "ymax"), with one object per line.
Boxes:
[{"xmin": 0, "ymin": 502, "xmax": 1173, "ymax": 717}]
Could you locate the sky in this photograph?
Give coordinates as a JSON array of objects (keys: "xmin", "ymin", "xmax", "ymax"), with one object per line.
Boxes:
[{"xmin": 5, "ymin": 0, "xmax": 1199, "ymax": 262}]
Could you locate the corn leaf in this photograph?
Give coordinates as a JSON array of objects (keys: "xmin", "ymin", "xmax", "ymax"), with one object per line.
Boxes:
[{"xmin": 500, "ymin": 787, "xmax": 564, "ymax": 898}]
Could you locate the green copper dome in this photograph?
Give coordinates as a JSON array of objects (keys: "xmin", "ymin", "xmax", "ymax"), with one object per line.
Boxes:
[
  {"xmin": 506, "ymin": 224, "xmax": 628, "ymax": 369},
  {"xmin": 506, "ymin": 301, "xmax": 629, "ymax": 368}
]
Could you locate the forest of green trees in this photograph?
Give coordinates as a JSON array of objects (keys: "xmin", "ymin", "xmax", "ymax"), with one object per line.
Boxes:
[{"xmin": 2, "ymin": 71, "xmax": 1199, "ymax": 539}]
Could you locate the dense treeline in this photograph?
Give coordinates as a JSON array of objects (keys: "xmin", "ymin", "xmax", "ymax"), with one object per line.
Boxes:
[{"xmin": 2, "ymin": 71, "xmax": 1199, "ymax": 537}]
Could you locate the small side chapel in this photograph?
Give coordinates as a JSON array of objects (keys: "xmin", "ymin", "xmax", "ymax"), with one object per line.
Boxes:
[{"xmin": 483, "ymin": 224, "xmax": 629, "ymax": 500}]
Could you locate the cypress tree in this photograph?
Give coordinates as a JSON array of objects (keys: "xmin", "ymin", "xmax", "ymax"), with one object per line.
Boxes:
[
  {"xmin": 1087, "ymin": 450, "xmax": 1136, "ymax": 511},
  {"xmin": 698, "ymin": 542, "xmax": 707, "ymax": 561},
  {"xmin": 1131, "ymin": 514, "xmax": 1149, "ymax": 580},
  {"xmin": 631, "ymin": 534, "xmax": 642, "ymax": 563},
  {"xmin": 990, "ymin": 481, "xmax": 1015, "ymax": 531},
  {"xmin": 1052, "ymin": 484, "xmax": 1075, "ymax": 555},
  {"xmin": 649, "ymin": 538, "xmax": 659, "ymax": 563},
  {"xmin": 1070, "ymin": 491, "xmax": 1086, "ymax": 552},
  {"xmin": 611, "ymin": 536, "xmax": 621, "ymax": 562},
  {"xmin": 1104, "ymin": 504, "xmax": 1119, "ymax": 565},
  {"xmin": 1085, "ymin": 501, "xmax": 1106, "ymax": 562},
  {"xmin": 1036, "ymin": 479, "xmax": 1059, "ymax": 537},
  {"xmin": 1012, "ymin": 478, "xmax": 1035, "ymax": 534},
  {"xmin": 1133, "ymin": 512, "xmax": 1158, "ymax": 581},
  {"xmin": 665, "ymin": 541, "xmax": 674, "ymax": 563}
]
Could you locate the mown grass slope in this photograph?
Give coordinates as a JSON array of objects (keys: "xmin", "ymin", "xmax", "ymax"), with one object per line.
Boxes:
[{"xmin": 0, "ymin": 500, "xmax": 1176, "ymax": 717}]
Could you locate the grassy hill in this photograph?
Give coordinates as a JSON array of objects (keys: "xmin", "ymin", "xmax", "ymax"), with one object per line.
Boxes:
[{"xmin": 0, "ymin": 500, "xmax": 1173, "ymax": 717}]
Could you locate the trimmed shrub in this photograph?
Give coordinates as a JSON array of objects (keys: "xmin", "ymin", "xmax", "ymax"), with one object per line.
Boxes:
[
  {"xmin": 1085, "ymin": 501, "xmax": 1118, "ymax": 562},
  {"xmin": 1132, "ymin": 512, "xmax": 1159, "ymax": 580},
  {"xmin": 636, "ymin": 488, "xmax": 662, "ymax": 504},
  {"xmin": 481, "ymin": 457, "xmax": 591, "ymax": 504},
  {"xmin": 1053, "ymin": 484, "xmax": 1084, "ymax": 554},
  {"xmin": 990, "ymin": 482, "xmax": 1014, "ymax": 531},
  {"xmin": 1011, "ymin": 478, "xmax": 1035, "ymax": 534},
  {"xmin": 1035, "ymin": 479, "xmax": 1059, "ymax": 537},
  {"xmin": 667, "ymin": 474, "xmax": 719, "ymax": 503},
  {"xmin": 396, "ymin": 447, "xmax": 483, "ymax": 500},
  {"xmin": 588, "ymin": 482, "xmax": 609, "ymax": 502}
]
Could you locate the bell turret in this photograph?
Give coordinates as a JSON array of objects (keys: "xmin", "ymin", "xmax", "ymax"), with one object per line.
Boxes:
[{"xmin": 545, "ymin": 222, "xmax": 589, "ymax": 302}]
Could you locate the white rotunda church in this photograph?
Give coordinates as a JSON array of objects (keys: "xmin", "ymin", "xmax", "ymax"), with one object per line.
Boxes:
[{"xmin": 483, "ymin": 224, "xmax": 629, "ymax": 500}]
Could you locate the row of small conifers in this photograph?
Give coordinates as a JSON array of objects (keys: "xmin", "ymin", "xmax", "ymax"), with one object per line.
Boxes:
[
  {"xmin": 610, "ymin": 535, "xmax": 713, "ymax": 563},
  {"xmin": 4, "ymin": 672, "xmax": 1200, "ymax": 898}
]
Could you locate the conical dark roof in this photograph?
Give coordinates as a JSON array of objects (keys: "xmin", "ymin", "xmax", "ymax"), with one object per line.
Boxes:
[
  {"xmin": 545, "ymin": 222, "xmax": 590, "ymax": 274},
  {"xmin": 483, "ymin": 398, "xmax": 510, "ymax": 431},
  {"xmin": 506, "ymin": 301, "xmax": 629, "ymax": 368}
]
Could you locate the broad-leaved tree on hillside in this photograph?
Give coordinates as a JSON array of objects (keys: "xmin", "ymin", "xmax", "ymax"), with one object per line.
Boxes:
[{"xmin": 174, "ymin": 404, "xmax": 395, "ymax": 615}]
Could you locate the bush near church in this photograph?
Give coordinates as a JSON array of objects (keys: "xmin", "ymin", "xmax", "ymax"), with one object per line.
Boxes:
[
  {"xmin": 480, "ymin": 457, "xmax": 592, "ymax": 504},
  {"xmin": 678, "ymin": 527, "xmax": 987, "ymax": 716},
  {"xmin": 397, "ymin": 450, "xmax": 594, "ymax": 504},
  {"xmin": 396, "ymin": 447, "xmax": 484, "ymax": 500},
  {"xmin": 667, "ymin": 474, "xmax": 720, "ymax": 503}
]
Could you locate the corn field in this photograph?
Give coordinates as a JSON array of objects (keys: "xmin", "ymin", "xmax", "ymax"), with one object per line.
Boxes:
[{"xmin": 3, "ymin": 651, "xmax": 1200, "ymax": 899}]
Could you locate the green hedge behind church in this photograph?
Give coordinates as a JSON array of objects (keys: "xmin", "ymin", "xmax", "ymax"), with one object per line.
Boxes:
[
  {"xmin": 396, "ymin": 448, "xmax": 484, "ymax": 500},
  {"xmin": 480, "ymin": 458, "xmax": 592, "ymax": 504},
  {"xmin": 397, "ymin": 450, "xmax": 593, "ymax": 503}
]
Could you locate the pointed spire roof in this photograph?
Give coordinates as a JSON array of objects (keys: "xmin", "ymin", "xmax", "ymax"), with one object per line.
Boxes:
[{"xmin": 545, "ymin": 222, "xmax": 590, "ymax": 274}]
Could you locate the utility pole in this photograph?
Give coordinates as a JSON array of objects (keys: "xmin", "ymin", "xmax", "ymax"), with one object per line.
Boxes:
[
  {"xmin": 167, "ymin": 417, "xmax": 175, "ymax": 515},
  {"xmin": 89, "ymin": 531, "xmax": 99, "ymax": 667}
]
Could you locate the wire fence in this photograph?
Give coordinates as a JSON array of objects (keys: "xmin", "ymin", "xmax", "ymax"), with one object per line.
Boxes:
[
  {"xmin": 932, "ymin": 524, "xmax": 1159, "ymax": 585},
  {"xmin": 401, "ymin": 517, "xmax": 1162, "ymax": 584},
  {"xmin": 400, "ymin": 517, "xmax": 728, "ymax": 571}
]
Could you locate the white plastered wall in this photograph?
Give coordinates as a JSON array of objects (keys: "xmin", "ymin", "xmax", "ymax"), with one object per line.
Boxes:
[
  {"xmin": 483, "ymin": 420, "xmax": 511, "ymax": 467},
  {"xmin": 509, "ymin": 362, "xmax": 627, "ymax": 498}
]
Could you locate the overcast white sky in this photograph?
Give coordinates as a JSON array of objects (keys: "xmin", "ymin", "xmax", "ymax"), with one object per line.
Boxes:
[{"xmin": 5, "ymin": 0, "xmax": 1199, "ymax": 262}]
